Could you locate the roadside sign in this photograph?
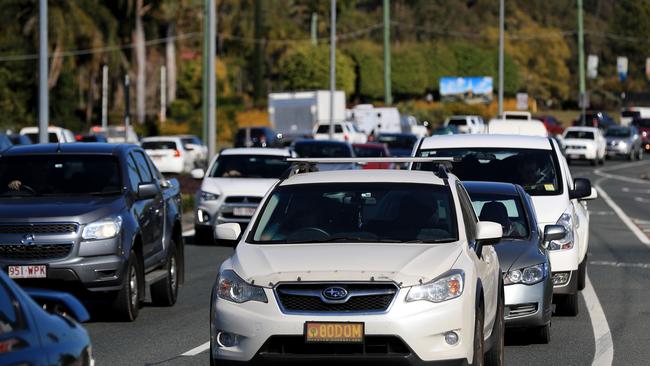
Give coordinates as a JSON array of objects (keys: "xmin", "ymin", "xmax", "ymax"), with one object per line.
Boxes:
[
  {"xmin": 617, "ymin": 57, "xmax": 628, "ymax": 81},
  {"xmin": 587, "ymin": 55, "xmax": 599, "ymax": 79},
  {"xmin": 516, "ymin": 93, "xmax": 529, "ymax": 110}
]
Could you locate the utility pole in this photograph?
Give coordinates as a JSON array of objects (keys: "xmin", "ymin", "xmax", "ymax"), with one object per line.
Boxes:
[
  {"xmin": 38, "ymin": 0, "xmax": 48, "ymax": 143},
  {"xmin": 329, "ymin": 0, "xmax": 336, "ymax": 140},
  {"xmin": 577, "ymin": 0, "xmax": 587, "ymax": 125},
  {"xmin": 311, "ymin": 12, "xmax": 318, "ymax": 46},
  {"xmin": 207, "ymin": 0, "xmax": 217, "ymax": 158},
  {"xmin": 383, "ymin": 0, "xmax": 392, "ymax": 106},
  {"xmin": 101, "ymin": 65, "xmax": 108, "ymax": 129},
  {"xmin": 202, "ymin": 1, "xmax": 209, "ymax": 148},
  {"xmin": 160, "ymin": 65, "xmax": 167, "ymax": 123},
  {"xmin": 124, "ymin": 75, "xmax": 131, "ymax": 142},
  {"xmin": 498, "ymin": 0, "xmax": 504, "ymax": 118}
]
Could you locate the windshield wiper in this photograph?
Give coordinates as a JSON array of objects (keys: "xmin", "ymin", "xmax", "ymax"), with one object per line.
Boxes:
[{"xmin": 401, "ymin": 238, "xmax": 457, "ymax": 244}]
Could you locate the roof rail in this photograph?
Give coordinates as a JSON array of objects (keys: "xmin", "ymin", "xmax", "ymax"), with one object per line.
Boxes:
[{"xmin": 286, "ymin": 157, "xmax": 459, "ymax": 164}]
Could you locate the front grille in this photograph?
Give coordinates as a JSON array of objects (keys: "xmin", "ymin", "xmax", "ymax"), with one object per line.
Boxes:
[
  {"xmin": 0, "ymin": 244, "xmax": 73, "ymax": 260},
  {"xmin": 506, "ymin": 303, "xmax": 538, "ymax": 318},
  {"xmin": 0, "ymin": 223, "xmax": 78, "ymax": 234},
  {"xmin": 276, "ymin": 283, "xmax": 397, "ymax": 314},
  {"xmin": 260, "ymin": 335, "xmax": 410, "ymax": 356},
  {"xmin": 224, "ymin": 196, "xmax": 262, "ymax": 204}
]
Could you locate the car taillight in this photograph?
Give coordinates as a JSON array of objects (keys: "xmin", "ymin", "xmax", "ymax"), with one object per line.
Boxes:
[
  {"xmin": 344, "ymin": 134, "xmax": 349, "ymax": 141},
  {"xmin": 75, "ymin": 135, "xmax": 82, "ymax": 141},
  {"xmin": 174, "ymin": 149, "xmax": 181, "ymax": 157}
]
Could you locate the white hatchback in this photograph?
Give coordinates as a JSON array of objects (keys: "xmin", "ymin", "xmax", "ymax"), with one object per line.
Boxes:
[
  {"xmin": 563, "ymin": 126, "xmax": 607, "ymax": 166},
  {"xmin": 210, "ymin": 158, "xmax": 505, "ymax": 366}
]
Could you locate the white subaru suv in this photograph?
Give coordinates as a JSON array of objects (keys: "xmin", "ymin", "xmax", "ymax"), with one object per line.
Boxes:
[
  {"xmin": 413, "ymin": 134, "xmax": 596, "ymax": 315},
  {"xmin": 210, "ymin": 158, "xmax": 505, "ymax": 366}
]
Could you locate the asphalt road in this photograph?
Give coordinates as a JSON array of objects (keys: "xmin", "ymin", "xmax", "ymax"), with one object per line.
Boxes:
[{"xmin": 86, "ymin": 158, "xmax": 650, "ymax": 366}]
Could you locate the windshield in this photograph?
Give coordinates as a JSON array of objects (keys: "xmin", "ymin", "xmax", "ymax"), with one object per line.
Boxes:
[
  {"xmin": 0, "ymin": 155, "xmax": 122, "ymax": 196},
  {"xmin": 416, "ymin": 148, "xmax": 562, "ymax": 196},
  {"xmin": 565, "ymin": 130, "xmax": 594, "ymax": 139},
  {"xmin": 294, "ymin": 142, "xmax": 352, "ymax": 158},
  {"xmin": 209, "ymin": 155, "xmax": 290, "ymax": 178},
  {"xmin": 142, "ymin": 141, "xmax": 177, "ymax": 150},
  {"xmin": 467, "ymin": 193, "xmax": 529, "ymax": 239},
  {"xmin": 316, "ymin": 124, "xmax": 343, "ymax": 134},
  {"xmin": 251, "ymin": 183, "xmax": 457, "ymax": 244},
  {"xmin": 605, "ymin": 128, "xmax": 631, "ymax": 138}
]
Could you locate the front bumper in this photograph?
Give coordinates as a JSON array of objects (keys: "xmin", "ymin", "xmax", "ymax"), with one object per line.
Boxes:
[
  {"xmin": 211, "ymin": 290, "xmax": 475, "ymax": 364},
  {"xmin": 606, "ymin": 144, "xmax": 631, "ymax": 156},
  {"xmin": 549, "ymin": 269, "xmax": 578, "ymax": 295},
  {"xmin": 503, "ymin": 279, "xmax": 552, "ymax": 328},
  {"xmin": 195, "ymin": 199, "xmax": 257, "ymax": 227}
]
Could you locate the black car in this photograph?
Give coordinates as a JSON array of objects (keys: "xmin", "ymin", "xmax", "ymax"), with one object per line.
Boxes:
[
  {"xmin": 0, "ymin": 270, "xmax": 93, "ymax": 365},
  {"xmin": 573, "ymin": 111, "xmax": 616, "ymax": 130},
  {"xmin": 7, "ymin": 134, "xmax": 32, "ymax": 146},
  {"xmin": 234, "ymin": 127, "xmax": 282, "ymax": 148},
  {"xmin": 0, "ymin": 143, "xmax": 185, "ymax": 321},
  {"xmin": 0, "ymin": 133, "xmax": 12, "ymax": 151}
]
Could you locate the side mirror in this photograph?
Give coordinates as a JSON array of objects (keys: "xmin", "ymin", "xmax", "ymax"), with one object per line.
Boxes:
[
  {"xmin": 137, "ymin": 183, "xmax": 159, "ymax": 200},
  {"xmin": 569, "ymin": 178, "xmax": 592, "ymax": 200},
  {"xmin": 581, "ymin": 187, "xmax": 598, "ymax": 201},
  {"xmin": 543, "ymin": 224, "xmax": 567, "ymax": 246},
  {"xmin": 191, "ymin": 168, "xmax": 205, "ymax": 180},
  {"xmin": 476, "ymin": 221, "xmax": 503, "ymax": 246},
  {"xmin": 215, "ymin": 223, "xmax": 241, "ymax": 242},
  {"xmin": 25, "ymin": 288, "xmax": 90, "ymax": 323}
]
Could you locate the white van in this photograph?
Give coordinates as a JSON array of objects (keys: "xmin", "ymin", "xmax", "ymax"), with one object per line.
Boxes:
[
  {"xmin": 487, "ymin": 119, "xmax": 548, "ymax": 137},
  {"xmin": 20, "ymin": 126, "xmax": 75, "ymax": 143},
  {"xmin": 348, "ymin": 104, "xmax": 402, "ymax": 135},
  {"xmin": 413, "ymin": 134, "xmax": 596, "ymax": 315}
]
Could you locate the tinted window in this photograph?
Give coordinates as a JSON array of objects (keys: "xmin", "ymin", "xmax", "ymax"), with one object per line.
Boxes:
[
  {"xmin": 294, "ymin": 142, "xmax": 352, "ymax": 158},
  {"xmin": 132, "ymin": 151, "xmax": 153, "ymax": 183},
  {"xmin": 142, "ymin": 141, "xmax": 177, "ymax": 150},
  {"xmin": 252, "ymin": 183, "xmax": 457, "ymax": 243},
  {"xmin": 605, "ymin": 128, "xmax": 631, "ymax": 138},
  {"xmin": 209, "ymin": 155, "xmax": 291, "ymax": 178},
  {"xmin": 126, "ymin": 155, "xmax": 141, "ymax": 191},
  {"xmin": 0, "ymin": 281, "xmax": 24, "ymax": 334},
  {"xmin": 353, "ymin": 145, "xmax": 386, "ymax": 157},
  {"xmin": 316, "ymin": 124, "xmax": 344, "ymax": 134},
  {"xmin": 0, "ymin": 155, "xmax": 122, "ymax": 196},
  {"xmin": 376, "ymin": 134, "xmax": 417, "ymax": 150},
  {"xmin": 622, "ymin": 111, "xmax": 641, "ymax": 118},
  {"xmin": 25, "ymin": 132, "xmax": 58, "ymax": 143},
  {"xmin": 416, "ymin": 148, "xmax": 562, "ymax": 196},
  {"xmin": 634, "ymin": 118, "xmax": 650, "ymax": 128},
  {"xmin": 565, "ymin": 130, "xmax": 594, "ymax": 139},
  {"xmin": 447, "ymin": 118, "xmax": 468, "ymax": 127},
  {"xmin": 456, "ymin": 184, "xmax": 477, "ymax": 242},
  {"xmin": 0, "ymin": 135, "xmax": 11, "ymax": 150},
  {"xmin": 467, "ymin": 192, "xmax": 529, "ymax": 239}
]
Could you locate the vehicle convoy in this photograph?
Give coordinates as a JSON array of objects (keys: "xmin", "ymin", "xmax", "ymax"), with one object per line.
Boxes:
[
  {"xmin": 413, "ymin": 134, "xmax": 596, "ymax": 315},
  {"xmin": 0, "ymin": 143, "xmax": 185, "ymax": 321},
  {"xmin": 210, "ymin": 157, "xmax": 505, "ymax": 366},
  {"xmin": 604, "ymin": 125, "xmax": 644, "ymax": 160},
  {"xmin": 563, "ymin": 126, "xmax": 607, "ymax": 166},
  {"xmin": 0, "ymin": 270, "xmax": 93, "ymax": 365},
  {"xmin": 465, "ymin": 182, "xmax": 557, "ymax": 343},
  {"xmin": 193, "ymin": 148, "xmax": 294, "ymax": 245}
]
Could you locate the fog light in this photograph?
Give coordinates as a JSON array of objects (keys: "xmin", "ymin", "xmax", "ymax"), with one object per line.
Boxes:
[
  {"xmin": 552, "ymin": 272, "xmax": 570, "ymax": 286},
  {"xmin": 216, "ymin": 332, "xmax": 240, "ymax": 348},
  {"xmin": 444, "ymin": 331, "xmax": 459, "ymax": 345},
  {"xmin": 197, "ymin": 210, "xmax": 211, "ymax": 224}
]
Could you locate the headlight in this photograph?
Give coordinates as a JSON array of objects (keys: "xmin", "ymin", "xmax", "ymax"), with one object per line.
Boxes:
[
  {"xmin": 504, "ymin": 263, "xmax": 547, "ymax": 285},
  {"xmin": 406, "ymin": 270, "xmax": 464, "ymax": 303},
  {"xmin": 200, "ymin": 191, "xmax": 220, "ymax": 201},
  {"xmin": 642, "ymin": 131, "xmax": 647, "ymax": 137},
  {"xmin": 548, "ymin": 212, "xmax": 574, "ymax": 250},
  {"xmin": 217, "ymin": 270, "xmax": 267, "ymax": 303},
  {"xmin": 82, "ymin": 216, "xmax": 122, "ymax": 240}
]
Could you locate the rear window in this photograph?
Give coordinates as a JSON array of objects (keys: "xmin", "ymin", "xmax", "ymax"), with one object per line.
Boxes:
[
  {"xmin": 467, "ymin": 193, "xmax": 529, "ymax": 239},
  {"xmin": 565, "ymin": 131, "xmax": 594, "ymax": 140},
  {"xmin": 447, "ymin": 118, "xmax": 467, "ymax": 127},
  {"xmin": 25, "ymin": 132, "xmax": 58, "ymax": 143},
  {"xmin": 622, "ymin": 111, "xmax": 641, "ymax": 118},
  {"xmin": 316, "ymin": 124, "xmax": 344, "ymax": 134},
  {"xmin": 294, "ymin": 142, "xmax": 352, "ymax": 158},
  {"xmin": 142, "ymin": 141, "xmax": 177, "ymax": 150},
  {"xmin": 353, "ymin": 146, "xmax": 386, "ymax": 157}
]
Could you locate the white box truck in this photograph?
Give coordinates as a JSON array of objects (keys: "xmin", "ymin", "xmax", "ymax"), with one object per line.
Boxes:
[{"xmin": 268, "ymin": 91, "xmax": 346, "ymax": 142}]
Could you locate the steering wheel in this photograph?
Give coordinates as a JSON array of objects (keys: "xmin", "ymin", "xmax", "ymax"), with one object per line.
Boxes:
[
  {"xmin": 19, "ymin": 184, "xmax": 37, "ymax": 194},
  {"xmin": 286, "ymin": 227, "xmax": 330, "ymax": 241}
]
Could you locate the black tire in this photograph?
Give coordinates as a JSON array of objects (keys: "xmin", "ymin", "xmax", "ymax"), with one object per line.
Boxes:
[
  {"xmin": 533, "ymin": 323, "xmax": 551, "ymax": 344},
  {"xmin": 485, "ymin": 287, "xmax": 504, "ymax": 366},
  {"xmin": 471, "ymin": 305, "xmax": 485, "ymax": 366},
  {"xmin": 578, "ymin": 255, "xmax": 587, "ymax": 291},
  {"xmin": 151, "ymin": 242, "xmax": 179, "ymax": 306},
  {"xmin": 112, "ymin": 250, "xmax": 141, "ymax": 321},
  {"xmin": 590, "ymin": 158, "xmax": 597, "ymax": 166},
  {"xmin": 557, "ymin": 293, "xmax": 579, "ymax": 316}
]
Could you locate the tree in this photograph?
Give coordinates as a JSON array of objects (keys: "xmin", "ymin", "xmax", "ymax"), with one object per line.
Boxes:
[{"xmin": 279, "ymin": 44, "xmax": 355, "ymax": 95}]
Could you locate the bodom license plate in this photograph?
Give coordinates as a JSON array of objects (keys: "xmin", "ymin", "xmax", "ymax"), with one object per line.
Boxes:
[
  {"xmin": 8, "ymin": 265, "xmax": 47, "ymax": 279},
  {"xmin": 304, "ymin": 322, "xmax": 364, "ymax": 343}
]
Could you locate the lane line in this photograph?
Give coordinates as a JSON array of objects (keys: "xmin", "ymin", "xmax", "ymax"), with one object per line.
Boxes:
[
  {"xmin": 594, "ymin": 184, "xmax": 650, "ymax": 248},
  {"xmin": 182, "ymin": 229, "xmax": 195, "ymax": 237},
  {"xmin": 593, "ymin": 160, "xmax": 650, "ymax": 185},
  {"xmin": 583, "ymin": 275, "xmax": 614, "ymax": 366},
  {"xmin": 181, "ymin": 341, "xmax": 210, "ymax": 356},
  {"xmin": 590, "ymin": 260, "xmax": 650, "ymax": 269}
]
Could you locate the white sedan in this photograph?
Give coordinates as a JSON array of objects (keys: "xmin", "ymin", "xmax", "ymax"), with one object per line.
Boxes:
[{"xmin": 563, "ymin": 126, "xmax": 607, "ymax": 166}]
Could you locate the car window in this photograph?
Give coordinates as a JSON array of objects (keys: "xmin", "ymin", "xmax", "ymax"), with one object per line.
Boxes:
[
  {"xmin": 455, "ymin": 183, "xmax": 477, "ymax": 243},
  {"xmin": 565, "ymin": 130, "xmax": 594, "ymax": 139},
  {"xmin": 467, "ymin": 192, "xmax": 529, "ymax": 239},
  {"xmin": 251, "ymin": 183, "xmax": 458, "ymax": 244},
  {"xmin": 605, "ymin": 128, "xmax": 631, "ymax": 138},
  {"xmin": 316, "ymin": 125, "xmax": 343, "ymax": 134},
  {"xmin": 132, "ymin": 151, "xmax": 154, "ymax": 183},
  {"xmin": 294, "ymin": 143, "xmax": 352, "ymax": 158},
  {"xmin": 447, "ymin": 118, "xmax": 468, "ymax": 127},
  {"xmin": 209, "ymin": 155, "xmax": 291, "ymax": 178},
  {"xmin": 634, "ymin": 118, "xmax": 650, "ymax": 128},
  {"xmin": 142, "ymin": 141, "xmax": 177, "ymax": 150},
  {"xmin": 126, "ymin": 155, "xmax": 142, "ymax": 191},
  {"xmin": 0, "ymin": 280, "xmax": 25, "ymax": 335},
  {"xmin": 353, "ymin": 146, "xmax": 386, "ymax": 157}
]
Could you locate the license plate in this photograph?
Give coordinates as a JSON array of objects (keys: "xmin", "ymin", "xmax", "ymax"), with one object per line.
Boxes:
[
  {"xmin": 304, "ymin": 322, "xmax": 364, "ymax": 343},
  {"xmin": 8, "ymin": 265, "xmax": 47, "ymax": 279},
  {"xmin": 233, "ymin": 207, "xmax": 256, "ymax": 217}
]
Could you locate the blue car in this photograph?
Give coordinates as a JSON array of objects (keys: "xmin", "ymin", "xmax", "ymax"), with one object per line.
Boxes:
[{"xmin": 0, "ymin": 270, "xmax": 93, "ymax": 365}]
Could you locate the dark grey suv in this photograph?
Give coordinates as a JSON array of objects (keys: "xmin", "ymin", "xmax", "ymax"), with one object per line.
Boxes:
[{"xmin": 0, "ymin": 143, "xmax": 184, "ymax": 321}]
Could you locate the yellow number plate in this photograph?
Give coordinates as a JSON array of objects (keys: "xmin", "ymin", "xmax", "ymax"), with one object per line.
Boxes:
[{"xmin": 304, "ymin": 322, "xmax": 364, "ymax": 343}]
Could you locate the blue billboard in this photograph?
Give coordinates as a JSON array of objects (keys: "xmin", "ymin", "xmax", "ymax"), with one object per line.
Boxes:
[{"xmin": 439, "ymin": 76, "xmax": 493, "ymax": 104}]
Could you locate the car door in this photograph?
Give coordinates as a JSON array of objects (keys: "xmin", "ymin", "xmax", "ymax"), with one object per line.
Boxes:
[
  {"xmin": 130, "ymin": 151, "xmax": 164, "ymax": 263},
  {"xmin": 456, "ymin": 183, "xmax": 499, "ymax": 332}
]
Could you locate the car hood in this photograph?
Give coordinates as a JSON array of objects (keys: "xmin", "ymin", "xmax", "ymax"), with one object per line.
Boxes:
[
  {"xmin": 494, "ymin": 239, "xmax": 546, "ymax": 272},
  {"xmin": 0, "ymin": 196, "xmax": 124, "ymax": 224},
  {"xmin": 230, "ymin": 242, "xmax": 464, "ymax": 287},
  {"xmin": 563, "ymin": 138, "xmax": 595, "ymax": 147},
  {"xmin": 531, "ymin": 195, "xmax": 566, "ymax": 228},
  {"xmin": 201, "ymin": 177, "xmax": 278, "ymax": 197}
]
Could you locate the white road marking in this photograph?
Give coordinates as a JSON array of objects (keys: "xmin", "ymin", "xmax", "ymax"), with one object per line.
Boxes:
[
  {"xmin": 593, "ymin": 160, "xmax": 650, "ymax": 185},
  {"xmin": 634, "ymin": 197, "xmax": 650, "ymax": 203},
  {"xmin": 584, "ymin": 275, "xmax": 614, "ymax": 366},
  {"xmin": 594, "ymin": 184, "xmax": 650, "ymax": 247},
  {"xmin": 182, "ymin": 229, "xmax": 195, "ymax": 237},
  {"xmin": 622, "ymin": 187, "xmax": 650, "ymax": 194},
  {"xmin": 590, "ymin": 260, "xmax": 650, "ymax": 269},
  {"xmin": 588, "ymin": 210, "xmax": 614, "ymax": 216},
  {"xmin": 181, "ymin": 341, "xmax": 210, "ymax": 356}
]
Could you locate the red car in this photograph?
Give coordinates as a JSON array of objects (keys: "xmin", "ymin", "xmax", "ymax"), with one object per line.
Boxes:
[
  {"xmin": 352, "ymin": 143, "xmax": 393, "ymax": 169},
  {"xmin": 534, "ymin": 115, "xmax": 565, "ymax": 136}
]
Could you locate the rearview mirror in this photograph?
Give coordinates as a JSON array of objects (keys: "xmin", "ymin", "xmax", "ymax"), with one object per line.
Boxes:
[
  {"xmin": 25, "ymin": 288, "xmax": 90, "ymax": 323},
  {"xmin": 215, "ymin": 223, "xmax": 241, "ymax": 241},
  {"xmin": 137, "ymin": 183, "xmax": 159, "ymax": 200},
  {"xmin": 191, "ymin": 168, "xmax": 205, "ymax": 180},
  {"xmin": 569, "ymin": 178, "xmax": 592, "ymax": 200},
  {"xmin": 543, "ymin": 224, "xmax": 567, "ymax": 246},
  {"xmin": 476, "ymin": 221, "xmax": 503, "ymax": 246},
  {"xmin": 581, "ymin": 187, "xmax": 598, "ymax": 201}
]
